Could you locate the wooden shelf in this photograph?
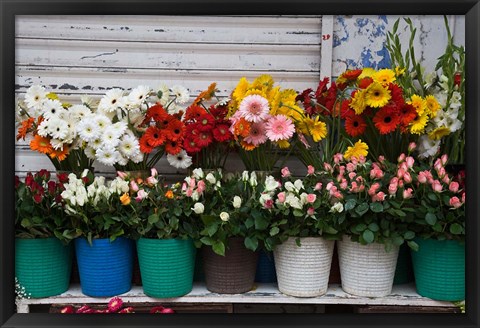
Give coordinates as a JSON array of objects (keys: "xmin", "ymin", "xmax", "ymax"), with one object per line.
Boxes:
[{"xmin": 16, "ymin": 282, "xmax": 457, "ymax": 313}]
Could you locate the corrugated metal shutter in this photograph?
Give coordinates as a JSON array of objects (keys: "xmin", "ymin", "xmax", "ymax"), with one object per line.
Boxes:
[{"xmin": 15, "ymin": 15, "xmax": 324, "ymax": 177}]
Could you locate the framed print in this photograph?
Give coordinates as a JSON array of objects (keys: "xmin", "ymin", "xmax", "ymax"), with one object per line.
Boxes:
[{"xmin": 1, "ymin": 0, "xmax": 479, "ymax": 327}]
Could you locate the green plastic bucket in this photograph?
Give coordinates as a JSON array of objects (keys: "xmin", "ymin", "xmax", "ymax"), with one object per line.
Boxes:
[
  {"xmin": 15, "ymin": 237, "xmax": 73, "ymax": 298},
  {"xmin": 137, "ymin": 238, "xmax": 196, "ymax": 298},
  {"xmin": 411, "ymin": 238, "xmax": 465, "ymax": 301}
]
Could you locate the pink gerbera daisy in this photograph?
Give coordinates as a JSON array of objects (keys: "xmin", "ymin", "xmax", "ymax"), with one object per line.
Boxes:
[
  {"xmin": 244, "ymin": 122, "xmax": 268, "ymax": 146},
  {"xmin": 238, "ymin": 95, "xmax": 270, "ymax": 123},
  {"xmin": 265, "ymin": 115, "xmax": 295, "ymax": 141}
]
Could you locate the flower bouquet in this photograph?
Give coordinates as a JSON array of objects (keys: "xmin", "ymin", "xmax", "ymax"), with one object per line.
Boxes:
[
  {"xmin": 16, "ymin": 86, "xmax": 95, "ymax": 174},
  {"xmin": 74, "ymin": 84, "xmax": 192, "ymax": 172},
  {"xmin": 386, "ymin": 16, "xmax": 465, "ymax": 163},
  {"xmin": 227, "ymin": 75, "xmax": 301, "ymax": 172},
  {"xmin": 182, "ymin": 83, "xmax": 234, "ymax": 170}
]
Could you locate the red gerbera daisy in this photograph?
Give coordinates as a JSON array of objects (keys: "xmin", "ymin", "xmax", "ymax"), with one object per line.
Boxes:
[
  {"xmin": 314, "ymin": 77, "xmax": 330, "ymax": 100},
  {"xmin": 358, "ymin": 77, "xmax": 374, "ymax": 89},
  {"xmin": 340, "ymin": 99, "xmax": 355, "ymax": 119},
  {"xmin": 143, "ymin": 104, "xmax": 169, "ymax": 125},
  {"xmin": 194, "ymin": 130, "xmax": 213, "ymax": 148},
  {"xmin": 197, "ymin": 113, "xmax": 215, "ymax": 132},
  {"xmin": 139, "ymin": 135, "xmax": 155, "ymax": 153},
  {"xmin": 345, "ymin": 114, "xmax": 367, "ymax": 137},
  {"xmin": 388, "ymin": 83, "xmax": 405, "ymax": 108},
  {"xmin": 143, "ymin": 126, "xmax": 166, "ymax": 147},
  {"xmin": 184, "ymin": 105, "xmax": 207, "ymax": 121},
  {"xmin": 342, "ymin": 69, "xmax": 363, "ymax": 80},
  {"xmin": 164, "ymin": 119, "xmax": 185, "ymax": 141},
  {"xmin": 209, "ymin": 106, "xmax": 228, "ymax": 120},
  {"xmin": 183, "ymin": 138, "xmax": 201, "ymax": 153},
  {"xmin": 212, "ymin": 124, "xmax": 233, "ymax": 142},
  {"xmin": 165, "ymin": 140, "xmax": 183, "ymax": 155},
  {"xmin": 399, "ymin": 103, "xmax": 418, "ymax": 126},
  {"xmin": 373, "ymin": 107, "xmax": 401, "ymax": 134},
  {"xmin": 185, "ymin": 122, "xmax": 201, "ymax": 138}
]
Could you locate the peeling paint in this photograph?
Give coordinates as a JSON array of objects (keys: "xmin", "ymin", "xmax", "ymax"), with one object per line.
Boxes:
[
  {"xmin": 59, "ymin": 83, "xmax": 79, "ymax": 90},
  {"xmin": 80, "ymin": 50, "xmax": 118, "ymax": 60}
]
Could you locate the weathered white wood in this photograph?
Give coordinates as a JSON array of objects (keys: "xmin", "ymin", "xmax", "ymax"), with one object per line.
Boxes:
[
  {"xmin": 320, "ymin": 15, "xmax": 334, "ymax": 82},
  {"xmin": 15, "ymin": 283, "xmax": 455, "ymax": 313},
  {"xmin": 16, "ymin": 15, "xmax": 322, "ymax": 45}
]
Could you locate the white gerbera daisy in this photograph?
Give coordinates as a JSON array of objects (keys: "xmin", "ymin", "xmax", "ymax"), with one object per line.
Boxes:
[
  {"xmin": 89, "ymin": 137, "xmax": 103, "ymax": 150},
  {"xmin": 48, "ymin": 117, "xmax": 69, "ymax": 140},
  {"xmin": 24, "ymin": 85, "xmax": 48, "ymax": 110},
  {"xmin": 171, "ymin": 85, "xmax": 189, "ymax": 104},
  {"xmin": 42, "ymin": 99, "xmax": 65, "ymax": 120},
  {"xmin": 116, "ymin": 154, "xmax": 129, "ymax": 166},
  {"xmin": 101, "ymin": 126, "xmax": 122, "ymax": 148},
  {"xmin": 131, "ymin": 151, "xmax": 144, "ymax": 163},
  {"xmin": 96, "ymin": 146, "xmax": 120, "ymax": 166},
  {"xmin": 37, "ymin": 120, "xmax": 50, "ymax": 137},
  {"xmin": 77, "ymin": 119, "xmax": 100, "ymax": 142},
  {"xmin": 50, "ymin": 138, "xmax": 64, "ymax": 150},
  {"xmin": 127, "ymin": 85, "xmax": 151, "ymax": 107},
  {"xmin": 70, "ymin": 104, "xmax": 92, "ymax": 121},
  {"xmin": 118, "ymin": 134, "xmax": 140, "ymax": 158},
  {"xmin": 155, "ymin": 83, "xmax": 170, "ymax": 105},
  {"xmin": 111, "ymin": 121, "xmax": 128, "ymax": 135},
  {"xmin": 84, "ymin": 146, "xmax": 97, "ymax": 160},
  {"xmin": 167, "ymin": 149, "xmax": 192, "ymax": 169},
  {"xmin": 93, "ymin": 114, "xmax": 111, "ymax": 132},
  {"xmin": 98, "ymin": 88, "xmax": 124, "ymax": 113}
]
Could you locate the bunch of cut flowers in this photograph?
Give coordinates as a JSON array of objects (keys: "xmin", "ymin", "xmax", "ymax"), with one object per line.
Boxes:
[
  {"xmin": 182, "ymin": 83, "xmax": 234, "ymax": 169},
  {"xmin": 227, "ymin": 74, "xmax": 301, "ymax": 171},
  {"xmin": 59, "ymin": 296, "xmax": 174, "ymax": 314},
  {"xmin": 16, "ymin": 86, "xmax": 95, "ymax": 174}
]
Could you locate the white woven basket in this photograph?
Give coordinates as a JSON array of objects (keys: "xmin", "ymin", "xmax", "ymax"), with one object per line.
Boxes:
[
  {"xmin": 337, "ymin": 235, "xmax": 399, "ymax": 297},
  {"xmin": 273, "ymin": 237, "xmax": 334, "ymax": 297}
]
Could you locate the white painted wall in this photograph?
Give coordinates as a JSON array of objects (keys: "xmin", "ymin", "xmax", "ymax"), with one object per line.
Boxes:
[{"xmin": 15, "ymin": 15, "xmax": 465, "ymax": 178}]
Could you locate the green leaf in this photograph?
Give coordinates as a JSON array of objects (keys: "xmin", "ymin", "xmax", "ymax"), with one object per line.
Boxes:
[
  {"xmin": 254, "ymin": 216, "xmax": 269, "ymax": 231},
  {"xmin": 200, "ymin": 236, "xmax": 214, "ymax": 246},
  {"xmin": 212, "ymin": 241, "xmax": 225, "ymax": 256},
  {"xmin": 355, "ymin": 203, "xmax": 369, "ymax": 216},
  {"xmin": 362, "ymin": 230, "xmax": 374, "ymax": 243},
  {"xmin": 269, "ymin": 226, "xmax": 280, "ymax": 236},
  {"xmin": 245, "ymin": 217, "xmax": 255, "ymax": 229},
  {"xmin": 293, "ymin": 209, "xmax": 304, "ymax": 217},
  {"xmin": 354, "ymin": 223, "xmax": 367, "ymax": 232},
  {"xmin": 206, "ymin": 223, "xmax": 219, "ymax": 237},
  {"xmin": 428, "ymin": 193, "xmax": 438, "ymax": 201},
  {"xmin": 21, "ymin": 218, "xmax": 32, "ymax": 228},
  {"xmin": 345, "ymin": 199, "xmax": 356, "ymax": 211},
  {"xmin": 425, "ymin": 213, "xmax": 437, "ymax": 226},
  {"xmin": 244, "ymin": 236, "xmax": 258, "ymax": 251},
  {"xmin": 407, "ymin": 240, "xmax": 419, "ymax": 252},
  {"xmin": 370, "ymin": 202, "xmax": 383, "ymax": 213},
  {"xmin": 368, "ymin": 223, "xmax": 379, "ymax": 232},
  {"xmin": 201, "ymin": 215, "xmax": 217, "ymax": 226},
  {"xmin": 392, "ymin": 236, "xmax": 404, "ymax": 246},
  {"xmin": 403, "ymin": 231, "xmax": 415, "ymax": 240},
  {"xmin": 449, "ymin": 223, "xmax": 463, "ymax": 235},
  {"xmin": 148, "ymin": 214, "xmax": 159, "ymax": 225}
]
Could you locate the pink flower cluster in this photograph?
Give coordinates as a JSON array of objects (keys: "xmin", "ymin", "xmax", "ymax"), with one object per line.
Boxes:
[{"xmin": 60, "ymin": 296, "xmax": 174, "ymax": 314}]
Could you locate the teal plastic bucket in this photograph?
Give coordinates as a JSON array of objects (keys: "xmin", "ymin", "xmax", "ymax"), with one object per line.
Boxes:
[
  {"xmin": 411, "ymin": 238, "xmax": 465, "ymax": 301},
  {"xmin": 137, "ymin": 238, "xmax": 196, "ymax": 298},
  {"xmin": 15, "ymin": 238, "xmax": 73, "ymax": 298}
]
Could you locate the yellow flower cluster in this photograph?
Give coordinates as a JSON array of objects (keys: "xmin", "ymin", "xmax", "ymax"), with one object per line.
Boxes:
[
  {"xmin": 344, "ymin": 140, "xmax": 369, "ymax": 160},
  {"xmin": 407, "ymin": 94, "xmax": 442, "ymax": 135}
]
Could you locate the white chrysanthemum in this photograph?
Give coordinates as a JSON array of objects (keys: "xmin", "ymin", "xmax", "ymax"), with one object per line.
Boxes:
[
  {"xmin": 77, "ymin": 119, "xmax": 101, "ymax": 142},
  {"xmin": 96, "ymin": 147, "xmax": 120, "ymax": 166},
  {"xmin": 93, "ymin": 114, "xmax": 111, "ymax": 132},
  {"xmin": 417, "ymin": 135, "xmax": 441, "ymax": 159},
  {"xmin": 70, "ymin": 104, "xmax": 92, "ymax": 121},
  {"xmin": 48, "ymin": 117, "xmax": 69, "ymax": 140},
  {"xmin": 118, "ymin": 134, "xmax": 140, "ymax": 158},
  {"xmin": 37, "ymin": 120, "xmax": 50, "ymax": 137},
  {"xmin": 24, "ymin": 85, "xmax": 48, "ymax": 110},
  {"xmin": 155, "ymin": 83, "xmax": 170, "ymax": 105},
  {"xmin": 171, "ymin": 85, "xmax": 189, "ymax": 104},
  {"xmin": 127, "ymin": 85, "xmax": 151, "ymax": 107},
  {"xmin": 98, "ymin": 88, "xmax": 125, "ymax": 113},
  {"xmin": 101, "ymin": 126, "xmax": 122, "ymax": 148},
  {"xmin": 167, "ymin": 150, "xmax": 192, "ymax": 169},
  {"xmin": 84, "ymin": 146, "xmax": 97, "ymax": 160},
  {"xmin": 42, "ymin": 99, "xmax": 65, "ymax": 120}
]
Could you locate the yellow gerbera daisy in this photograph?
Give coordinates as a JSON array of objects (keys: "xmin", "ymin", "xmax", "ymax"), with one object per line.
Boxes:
[
  {"xmin": 252, "ymin": 74, "xmax": 274, "ymax": 89},
  {"xmin": 373, "ymin": 69, "xmax": 396, "ymax": 85},
  {"xmin": 297, "ymin": 116, "xmax": 327, "ymax": 142},
  {"xmin": 428, "ymin": 126, "xmax": 451, "ymax": 140},
  {"xmin": 232, "ymin": 77, "xmax": 250, "ymax": 103},
  {"xmin": 365, "ymin": 82, "xmax": 391, "ymax": 108},
  {"xmin": 344, "ymin": 140, "xmax": 369, "ymax": 160},
  {"xmin": 408, "ymin": 95, "xmax": 427, "ymax": 115},
  {"xmin": 409, "ymin": 113, "xmax": 429, "ymax": 135},
  {"xmin": 358, "ymin": 67, "xmax": 376, "ymax": 79},
  {"xmin": 424, "ymin": 95, "xmax": 441, "ymax": 118},
  {"xmin": 350, "ymin": 89, "xmax": 368, "ymax": 115},
  {"xmin": 277, "ymin": 140, "xmax": 291, "ymax": 149}
]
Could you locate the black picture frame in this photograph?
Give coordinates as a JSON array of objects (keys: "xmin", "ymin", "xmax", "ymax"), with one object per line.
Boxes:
[{"xmin": 1, "ymin": 1, "xmax": 479, "ymax": 327}]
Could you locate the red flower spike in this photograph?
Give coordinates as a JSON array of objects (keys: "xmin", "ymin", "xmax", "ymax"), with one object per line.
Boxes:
[
  {"xmin": 25, "ymin": 173, "xmax": 34, "ymax": 187},
  {"xmin": 47, "ymin": 180, "xmax": 56, "ymax": 195},
  {"xmin": 454, "ymin": 73, "xmax": 462, "ymax": 87},
  {"xmin": 37, "ymin": 169, "xmax": 50, "ymax": 181}
]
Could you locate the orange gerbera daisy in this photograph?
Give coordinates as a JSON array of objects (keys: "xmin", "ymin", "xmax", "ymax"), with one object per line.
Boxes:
[
  {"xmin": 233, "ymin": 118, "xmax": 251, "ymax": 138},
  {"xmin": 373, "ymin": 107, "xmax": 400, "ymax": 135},
  {"xmin": 30, "ymin": 135, "xmax": 53, "ymax": 155},
  {"xmin": 165, "ymin": 140, "xmax": 182, "ymax": 155},
  {"xmin": 17, "ymin": 117, "xmax": 35, "ymax": 141},
  {"xmin": 49, "ymin": 144, "xmax": 69, "ymax": 161},
  {"xmin": 345, "ymin": 114, "xmax": 367, "ymax": 137},
  {"xmin": 241, "ymin": 140, "xmax": 256, "ymax": 151},
  {"xmin": 192, "ymin": 83, "xmax": 217, "ymax": 106},
  {"xmin": 164, "ymin": 119, "xmax": 185, "ymax": 141},
  {"xmin": 139, "ymin": 135, "xmax": 155, "ymax": 153},
  {"xmin": 143, "ymin": 126, "xmax": 166, "ymax": 148}
]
